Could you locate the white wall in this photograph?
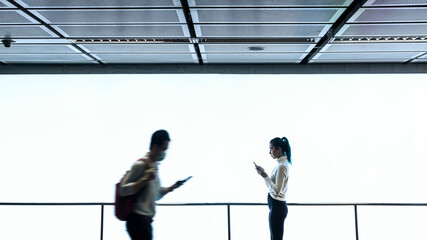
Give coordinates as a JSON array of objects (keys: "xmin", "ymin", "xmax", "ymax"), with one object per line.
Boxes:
[{"xmin": 1, "ymin": 74, "xmax": 426, "ymax": 240}]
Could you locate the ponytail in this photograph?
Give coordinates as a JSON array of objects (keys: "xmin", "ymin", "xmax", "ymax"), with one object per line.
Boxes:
[
  {"xmin": 270, "ymin": 137, "xmax": 292, "ymax": 164},
  {"xmin": 281, "ymin": 137, "xmax": 292, "ymax": 165}
]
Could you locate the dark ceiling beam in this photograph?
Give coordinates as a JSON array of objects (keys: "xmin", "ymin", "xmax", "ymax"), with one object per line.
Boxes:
[
  {"xmin": 1, "ymin": 63, "xmax": 427, "ymax": 75},
  {"xmin": 405, "ymin": 52, "xmax": 427, "ymax": 64},
  {"xmin": 5, "ymin": 0, "xmax": 104, "ymax": 65},
  {"xmin": 300, "ymin": 0, "xmax": 368, "ymax": 64},
  {"xmin": 180, "ymin": 0, "xmax": 203, "ymax": 65}
]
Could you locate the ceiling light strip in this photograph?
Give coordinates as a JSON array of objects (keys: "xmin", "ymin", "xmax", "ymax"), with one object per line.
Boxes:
[{"xmin": 333, "ymin": 36, "xmax": 427, "ymax": 42}]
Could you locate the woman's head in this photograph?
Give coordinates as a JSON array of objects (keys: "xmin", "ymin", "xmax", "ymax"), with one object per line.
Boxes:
[{"xmin": 269, "ymin": 137, "xmax": 291, "ymax": 163}]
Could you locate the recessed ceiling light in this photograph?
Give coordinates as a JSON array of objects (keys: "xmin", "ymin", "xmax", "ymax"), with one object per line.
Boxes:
[{"xmin": 247, "ymin": 46, "xmax": 265, "ymax": 51}]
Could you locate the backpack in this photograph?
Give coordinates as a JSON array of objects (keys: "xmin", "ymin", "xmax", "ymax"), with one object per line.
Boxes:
[{"xmin": 114, "ymin": 158, "xmax": 150, "ymax": 221}]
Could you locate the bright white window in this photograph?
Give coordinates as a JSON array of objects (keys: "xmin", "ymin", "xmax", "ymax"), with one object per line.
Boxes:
[{"xmin": 1, "ymin": 74, "xmax": 426, "ymax": 239}]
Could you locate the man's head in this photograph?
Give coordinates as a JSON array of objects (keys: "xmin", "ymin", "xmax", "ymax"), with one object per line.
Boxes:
[{"xmin": 149, "ymin": 130, "xmax": 170, "ymax": 161}]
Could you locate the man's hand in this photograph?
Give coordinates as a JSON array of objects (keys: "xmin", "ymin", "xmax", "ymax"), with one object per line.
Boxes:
[
  {"xmin": 167, "ymin": 182, "xmax": 182, "ymax": 193},
  {"xmin": 143, "ymin": 168, "xmax": 157, "ymax": 181},
  {"xmin": 133, "ymin": 167, "xmax": 157, "ymax": 192}
]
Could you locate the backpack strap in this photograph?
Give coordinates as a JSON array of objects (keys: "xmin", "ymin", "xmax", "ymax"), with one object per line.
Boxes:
[{"xmin": 139, "ymin": 158, "xmax": 152, "ymax": 170}]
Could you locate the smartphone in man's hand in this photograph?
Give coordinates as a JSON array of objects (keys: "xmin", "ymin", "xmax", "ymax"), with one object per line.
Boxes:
[{"xmin": 176, "ymin": 176, "xmax": 192, "ymax": 186}]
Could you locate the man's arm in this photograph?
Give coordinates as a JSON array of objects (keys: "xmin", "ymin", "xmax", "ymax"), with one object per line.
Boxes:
[{"xmin": 119, "ymin": 160, "xmax": 156, "ymax": 196}]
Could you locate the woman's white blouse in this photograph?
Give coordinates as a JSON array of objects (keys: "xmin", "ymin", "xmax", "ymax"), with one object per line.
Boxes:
[{"xmin": 264, "ymin": 156, "xmax": 289, "ymax": 201}]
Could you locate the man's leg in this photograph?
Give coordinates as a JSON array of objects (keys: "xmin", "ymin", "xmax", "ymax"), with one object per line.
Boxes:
[{"xmin": 126, "ymin": 213, "xmax": 153, "ymax": 240}]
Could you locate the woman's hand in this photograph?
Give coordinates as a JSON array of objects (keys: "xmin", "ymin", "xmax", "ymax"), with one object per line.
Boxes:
[{"xmin": 256, "ymin": 165, "xmax": 268, "ymax": 178}]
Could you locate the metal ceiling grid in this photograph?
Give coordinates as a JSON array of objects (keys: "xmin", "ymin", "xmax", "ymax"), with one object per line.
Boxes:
[
  {"xmin": 199, "ymin": 44, "xmax": 316, "ymax": 53},
  {"xmin": 0, "ymin": 53, "xmax": 96, "ymax": 63},
  {"xmin": 202, "ymin": 53, "xmax": 306, "ymax": 63},
  {"xmin": 190, "ymin": 8, "xmax": 345, "ymax": 23},
  {"xmin": 51, "ymin": 25, "xmax": 190, "ymax": 38},
  {"xmin": 188, "ymin": 0, "xmax": 353, "ymax": 7},
  {"xmin": 313, "ymin": 52, "xmax": 423, "ymax": 62},
  {"xmin": 321, "ymin": 43, "xmax": 427, "ymax": 52},
  {"xmin": 78, "ymin": 43, "xmax": 195, "ymax": 54},
  {"xmin": 93, "ymin": 53, "xmax": 199, "ymax": 64},
  {"xmin": 0, "ymin": 0, "xmax": 15, "ymax": 8},
  {"xmin": 187, "ymin": 1, "xmax": 348, "ymax": 64},
  {"xmin": 15, "ymin": 2, "xmax": 188, "ymax": 65},
  {"xmin": 0, "ymin": 44, "xmax": 79, "ymax": 54},
  {"xmin": 194, "ymin": 24, "xmax": 332, "ymax": 38},
  {"xmin": 336, "ymin": 22, "xmax": 427, "ymax": 37},
  {"xmin": 12, "ymin": 0, "xmax": 182, "ymax": 8},
  {"xmin": 310, "ymin": 59, "xmax": 409, "ymax": 63},
  {"xmin": 0, "ymin": 25, "xmax": 57, "ymax": 37},
  {"xmin": 29, "ymin": 9, "xmax": 187, "ymax": 24},
  {"xmin": 199, "ymin": 43, "xmax": 315, "ymax": 63},
  {"xmin": 413, "ymin": 53, "xmax": 427, "ymax": 62},
  {"xmin": 0, "ymin": 0, "xmax": 426, "ymax": 68},
  {"xmin": 363, "ymin": 0, "xmax": 427, "ymax": 6},
  {"xmin": 0, "ymin": 9, "xmax": 37, "ymax": 23},
  {"xmin": 307, "ymin": 0, "xmax": 427, "ymax": 64},
  {"xmin": 349, "ymin": 7, "xmax": 427, "ymax": 23},
  {"xmin": 10, "ymin": 39, "xmax": 70, "ymax": 44}
]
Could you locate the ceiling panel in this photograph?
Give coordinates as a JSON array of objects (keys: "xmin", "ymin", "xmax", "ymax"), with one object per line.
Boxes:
[
  {"xmin": 0, "ymin": 54, "xmax": 94, "ymax": 63},
  {"xmin": 199, "ymin": 44, "xmax": 315, "ymax": 53},
  {"xmin": 94, "ymin": 54, "xmax": 198, "ymax": 63},
  {"xmin": 0, "ymin": 25, "xmax": 57, "ymax": 38},
  {"xmin": 363, "ymin": 0, "xmax": 427, "ymax": 6},
  {"xmin": 202, "ymin": 53, "xmax": 305, "ymax": 63},
  {"xmin": 0, "ymin": 1, "xmax": 16, "ymax": 8},
  {"xmin": 322, "ymin": 43, "xmax": 427, "ymax": 52},
  {"xmin": 412, "ymin": 58, "xmax": 427, "ymax": 62},
  {"xmin": 30, "ymin": 9, "xmax": 186, "ymax": 24},
  {"xmin": 0, "ymin": 44, "xmax": 80, "ymax": 54},
  {"xmin": 13, "ymin": 0, "xmax": 182, "ymax": 8},
  {"xmin": 52, "ymin": 25, "xmax": 190, "ymax": 38},
  {"xmin": 195, "ymin": 24, "xmax": 332, "ymax": 38},
  {"xmin": 1, "ymin": 0, "xmax": 425, "ymax": 66},
  {"xmin": 79, "ymin": 43, "xmax": 195, "ymax": 53},
  {"xmin": 11, "ymin": 39, "xmax": 71, "ymax": 44},
  {"xmin": 413, "ymin": 53, "xmax": 427, "ymax": 62},
  {"xmin": 189, "ymin": 0, "xmax": 353, "ymax": 7},
  {"xmin": 336, "ymin": 24, "xmax": 427, "ymax": 37},
  {"xmin": 310, "ymin": 59, "xmax": 408, "ymax": 63},
  {"xmin": 313, "ymin": 52, "xmax": 422, "ymax": 60},
  {"xmin": 349, "ymin": 8, "xmax": 427, "ymax": 23},
  {"xmin": 2, "ymin": 60, "xmax": 98, "ymax": 64},
  {"xmin": 191, "ymin": 8, "xmax": 345, "ymax": 23},
  {"xmin": 0, "ymin": 10, "xmax": 37, "ymax": 24}
]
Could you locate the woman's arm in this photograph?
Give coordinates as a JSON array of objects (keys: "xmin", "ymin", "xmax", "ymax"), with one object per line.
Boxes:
[{"xmin": 264, "ymin": 165, "xmax": 288, "ymax": 195}]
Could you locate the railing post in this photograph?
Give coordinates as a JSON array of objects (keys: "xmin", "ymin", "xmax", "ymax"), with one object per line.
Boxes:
[
  {"xmin": 227, "ymin": 204, "xmax": 231, "ymax": 240},
  {"xmin": 354, "ymin": 205, "xmax": 359, "ymax": 240},
  {"xmin": 100, "ymin": 204, "xmax": 104, "ymax": 240}
]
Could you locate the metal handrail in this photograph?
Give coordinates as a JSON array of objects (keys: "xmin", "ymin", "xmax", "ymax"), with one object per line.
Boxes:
[
  {"xmin": 2, "ymin": 202, "xmax": 427, "ymax": 206},
  {"xmin": 1, "ymin": 202, "xmax": 427, "ymax": 240}
]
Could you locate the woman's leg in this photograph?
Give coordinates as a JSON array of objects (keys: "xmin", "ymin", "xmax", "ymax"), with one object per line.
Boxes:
[{"xmin": 268, "ymin": 195, "xmax": 288, "ymax": 240}]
